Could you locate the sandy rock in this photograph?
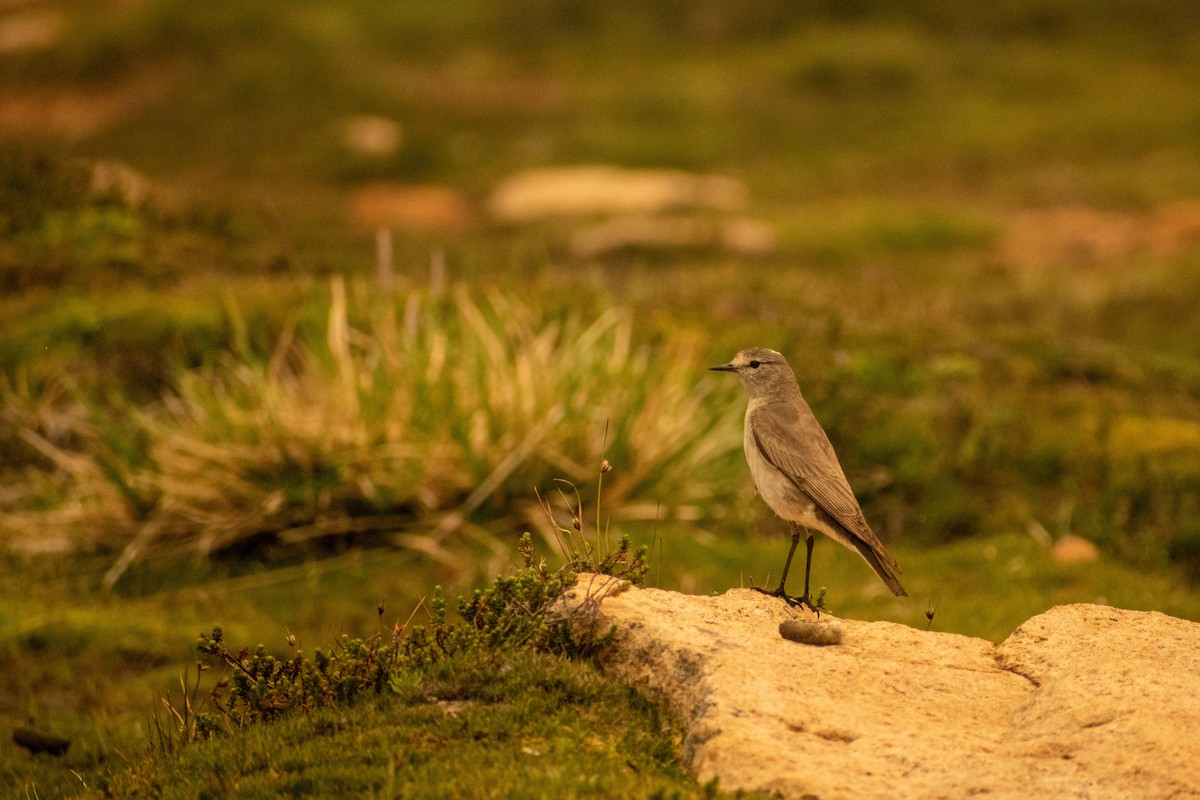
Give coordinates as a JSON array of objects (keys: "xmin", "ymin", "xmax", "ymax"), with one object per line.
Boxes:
[
  {"xmin": 0, "ymin": 10, "xmax": 64, "ymax": 55},
  {"xmin": 996, "ymin": 605, "xmax": 1200, "ymax": 798},
  {"xmin": 487, "ymin": 165, "xmax": 748, "ymax": 222},
  {"xmin": 347, "ymin": 183, "xmax": 471, "ymax": 232},
  {"xmin": 340, "ymin": 115, "xmax": 403, "ymax": 157},
  {"xmin": 569, "ymin": 214, "xmax": 776, "ymax": 258},
  {"xmin": 998, "ymin": 202, "xmax": 1200, "ymax": 269},
  {"xmin": 485, "ymin": 164, "xmax": 770, "ymax": 257},
  {"xmin": 720, "ymin": 216, "xmax": 778, "ymax": 255},
  {"xmin": 0, "ymin": 73, "xmax": 173, "ymax": 138},
  {"xmin": 558, "ymin": 575, "xmax": 1200, "ymax": 799},
  {"xmin": 1052, "ymin": 534, "xmax": 1099, "ymax": 563}
]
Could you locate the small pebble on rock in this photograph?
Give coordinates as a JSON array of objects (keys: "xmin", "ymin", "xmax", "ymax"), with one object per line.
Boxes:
[{"xmin": 780, "ymin": 618, "xmax": 844, "ymax": 646}]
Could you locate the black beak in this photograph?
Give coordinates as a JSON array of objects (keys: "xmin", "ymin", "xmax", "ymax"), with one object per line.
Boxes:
[{"xmin": 709, "ymin": 363, "xmax": 737, "ymax": 372}]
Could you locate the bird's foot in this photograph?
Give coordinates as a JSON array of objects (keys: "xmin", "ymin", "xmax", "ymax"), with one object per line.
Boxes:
[{"xmin": 752, "ymin": 585, "xmax": 821, "ymax": 615}]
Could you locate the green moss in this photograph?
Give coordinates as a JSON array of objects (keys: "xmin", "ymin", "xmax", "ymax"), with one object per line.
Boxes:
[{"xmin": 99, "ymin": 651, "xmax": 746, "ymax": 799}]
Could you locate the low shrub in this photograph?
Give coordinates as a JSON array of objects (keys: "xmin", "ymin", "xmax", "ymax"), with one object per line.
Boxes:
[{"xmin": 174, "ymin": 532, "xmax": 646, "ymax": 737}]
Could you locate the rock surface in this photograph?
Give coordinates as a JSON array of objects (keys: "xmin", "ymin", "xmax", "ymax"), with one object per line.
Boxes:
[
  {"xmin": 486, "ymin": 165, "xmax": 748, "ymax": 221},
  {"xmin": 347, "ymin": 183, "xmax": 471, "ymax": 232},
  {"xmin": 559, "ymin": 574, "xmax": 1200, "ymax": 799},
  {"xmin": 569, "ymin": 214, "xmax": 777, "ymax": 258}
]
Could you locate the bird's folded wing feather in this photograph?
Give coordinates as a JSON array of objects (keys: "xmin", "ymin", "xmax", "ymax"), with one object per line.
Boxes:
[{"xmin": 750, "ymin": 402, "xmax": 898, "ymax": 566}]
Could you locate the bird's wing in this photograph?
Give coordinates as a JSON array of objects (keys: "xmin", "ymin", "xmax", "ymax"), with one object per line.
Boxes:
[{"xmin": 749, "ymin": 401, "xmax": 899, "ymax": 567}]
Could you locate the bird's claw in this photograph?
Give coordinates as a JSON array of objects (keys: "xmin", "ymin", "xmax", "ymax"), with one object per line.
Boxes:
[{"xmin": 751, "ymin": 585, "xmax": 821, "ymax": 616}]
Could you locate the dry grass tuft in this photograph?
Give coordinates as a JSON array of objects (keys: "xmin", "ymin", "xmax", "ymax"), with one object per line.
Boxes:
[{"xmin": 1, "ymin": 279, "xmax": 745, "ymax": 585}]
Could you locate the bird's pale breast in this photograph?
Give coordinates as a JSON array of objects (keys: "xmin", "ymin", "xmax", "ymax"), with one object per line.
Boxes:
[{"xmin": 744, "ymin": 405, "xmax": 825, "ymax": 532}]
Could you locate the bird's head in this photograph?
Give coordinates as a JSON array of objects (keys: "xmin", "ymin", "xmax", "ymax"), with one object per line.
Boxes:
[{"xmin": 709, "ymin": 347, "xmax": 798, "ymax": 397}]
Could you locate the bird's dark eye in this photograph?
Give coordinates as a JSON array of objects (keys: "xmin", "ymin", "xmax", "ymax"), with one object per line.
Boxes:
[{"xmin": 748, "ymin": 360, "xmax": 761, "ymax": 369}]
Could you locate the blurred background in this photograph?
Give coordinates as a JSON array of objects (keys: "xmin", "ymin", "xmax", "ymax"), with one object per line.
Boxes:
[{"xmin": 2, "ymin": 0, "xmax": 1200, "ymax": 788}]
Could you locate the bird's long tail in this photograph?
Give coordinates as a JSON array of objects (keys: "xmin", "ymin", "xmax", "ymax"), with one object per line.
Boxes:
[{"xmin": 852, "ymin": 539, "xmax": 908, "ymax": 597}]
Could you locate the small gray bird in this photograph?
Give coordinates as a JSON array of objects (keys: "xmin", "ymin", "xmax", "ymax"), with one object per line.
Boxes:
[{"xmin": 711, "ymin": 347, "xmax": 906, "ymax": 606}]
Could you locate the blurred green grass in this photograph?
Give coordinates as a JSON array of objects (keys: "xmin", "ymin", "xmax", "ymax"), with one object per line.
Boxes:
[{"xmin": 8, "ymin": 0, "xmax": 1200, "ymax": 210}]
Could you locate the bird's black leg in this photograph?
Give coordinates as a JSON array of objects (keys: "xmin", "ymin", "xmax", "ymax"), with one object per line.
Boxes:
[
  {"xmin": 753, "ymin": 524, "xmax": 815, "ymax": 610},
  {"xmin": 800, "ymin": 531, "xmax": 815, "ymax": 607},
  {"xmin": 775, "ymin": 526, "xmax": 801, "ymax": 594}
]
